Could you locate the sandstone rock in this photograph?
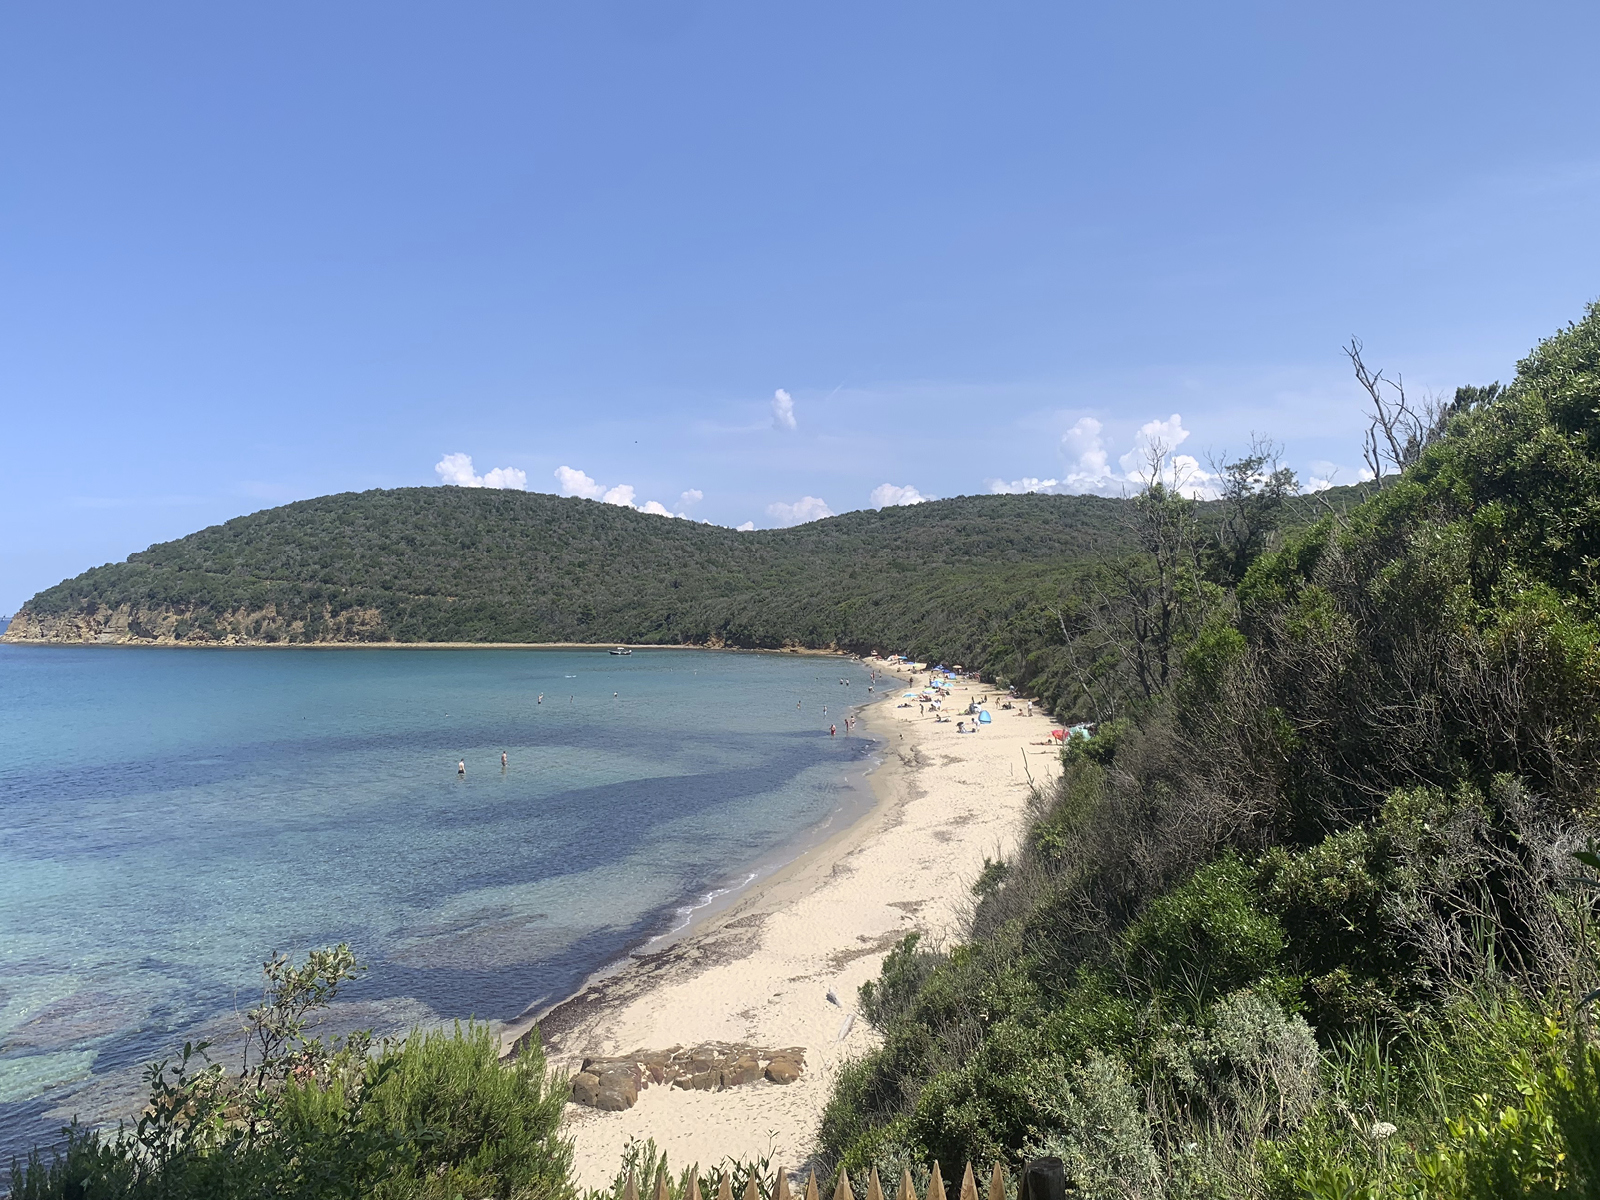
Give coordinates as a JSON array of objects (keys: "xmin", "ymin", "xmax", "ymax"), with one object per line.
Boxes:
[
  {"xmin": 671, "ymin": 1069, "xmax": 719, "ymax": 1091},
  {"xmin": 570, "ymin": 1072, "xmax": 602, "ymax": 1105},
  {"xmin": 595, "ymin": 1081, "xmax": 636, "ymax": 1110},
  {"xmin": 764, "ymin": 1057, "xmax": 800, "ymax": 1084},
  {"xmin": 722, "ymin": 1057, "xmax": 761, "ymax": 1086}
]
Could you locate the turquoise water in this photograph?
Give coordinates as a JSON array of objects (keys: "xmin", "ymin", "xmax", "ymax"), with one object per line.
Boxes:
[{"xmin": 0, "ymin": 645, "xmax": 877, "ymax": 1161}]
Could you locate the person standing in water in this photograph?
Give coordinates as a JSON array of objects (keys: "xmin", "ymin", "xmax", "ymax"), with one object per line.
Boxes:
[
  {"xmin": 501, "ymin": 751, "xmax": 507, "ymax": 769},
  {"xmin": 538, "ymin": 694, "xmax": 544, "ymax": 704},
  {"xmin": 830, "ymin": 724, "xmax": 836, "ymax": 737},
  {"xmin": 458, "ymin": 759, "xmax": 466, "ymax": 777}
]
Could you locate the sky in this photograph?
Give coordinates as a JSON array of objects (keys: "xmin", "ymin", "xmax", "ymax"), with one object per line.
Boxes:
[{"xmin": 3, "ymin": 1, "xmax": 1599, "ymax": 610}]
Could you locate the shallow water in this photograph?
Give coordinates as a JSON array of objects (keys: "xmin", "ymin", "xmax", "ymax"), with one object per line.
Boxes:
[{"xmin": 0, "ymin": 645, "xmax": 877, "ymax": 1162}]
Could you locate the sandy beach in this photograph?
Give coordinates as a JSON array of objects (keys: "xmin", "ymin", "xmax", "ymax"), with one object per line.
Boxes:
[{"xmin": 521, "ymin": 657, "xmax": 1062, "ymax": 1188}]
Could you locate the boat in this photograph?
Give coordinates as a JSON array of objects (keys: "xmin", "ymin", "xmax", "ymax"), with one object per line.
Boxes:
[{"xmin": 609, "ymin": 647, "xmax": 633, "ymax": 656}]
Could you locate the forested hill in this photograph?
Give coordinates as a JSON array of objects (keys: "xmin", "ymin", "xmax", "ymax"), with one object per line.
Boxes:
[{"xmin": 5, "ymin": 489, "xmax": 1145, "ymax": 654}]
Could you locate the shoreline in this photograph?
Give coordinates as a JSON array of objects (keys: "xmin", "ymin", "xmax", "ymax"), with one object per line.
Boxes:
[
  {"xmin": 531, "ymin": 657, "xmax": 1061, "ymax": 1187},
  {"xmin": 497, "ymin": 675, "xmax": 897, "ymax": 1057},
  {"xmin": 0, "ymin": 638, "xmax": 857, "ymax": 656}
]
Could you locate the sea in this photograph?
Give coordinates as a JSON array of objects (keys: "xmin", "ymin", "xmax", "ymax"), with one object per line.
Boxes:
[{"xmin": 0, "ymin": 643, "xmax": 879, "ymax": 1165}]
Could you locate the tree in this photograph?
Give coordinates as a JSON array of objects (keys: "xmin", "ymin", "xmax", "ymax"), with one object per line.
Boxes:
[{"xmin": 1207, "ymin": 435, "xmax": 1299, "ymax": 585}]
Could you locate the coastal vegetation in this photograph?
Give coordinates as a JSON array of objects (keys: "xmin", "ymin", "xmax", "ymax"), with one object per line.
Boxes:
[{"xmin": 818, "ymin": 302, "xmax": 1600, "ymax": 1194}]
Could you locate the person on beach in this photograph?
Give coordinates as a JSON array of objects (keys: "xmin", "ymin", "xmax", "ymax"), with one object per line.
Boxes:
[{"xmin": 458, "ymin": 759, "xmax": 466, "ymax": 776}]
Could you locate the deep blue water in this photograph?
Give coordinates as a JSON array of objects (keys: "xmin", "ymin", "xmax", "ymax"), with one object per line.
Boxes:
[{"xmin": 0, "ymin": 645, "xmax": 876, "ymax": 1162}]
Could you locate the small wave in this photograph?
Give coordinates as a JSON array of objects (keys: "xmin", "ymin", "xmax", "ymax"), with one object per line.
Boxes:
[{"xmin": 649, "ymin": 871, "xmax": 760, "ymax": 942}]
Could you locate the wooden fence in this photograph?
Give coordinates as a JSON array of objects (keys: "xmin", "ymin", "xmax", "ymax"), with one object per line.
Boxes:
[{"xmin": 624, "ymin": 1161, "xmax": 1010, "ymax": 1200}]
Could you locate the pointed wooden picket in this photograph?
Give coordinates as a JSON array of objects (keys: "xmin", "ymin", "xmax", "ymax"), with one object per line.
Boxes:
[
  {"xmin": 776, "ymin": 1168, "xmax": 791, "ymax": 1200},
  {"xmin": 958, "ymin": 1163, "xmax": 978, "ymax": 1200},
  {"xmin": 805, "ymin": 1172, "xmax": 820, "ymax": 1200},
  {"xmin": 866, "ymin": 1166, "xmax": 884, "ymax": 1200},
  {"xmin": 897, "ymin": 1168, "xmax": 915, "ymax": 1200},
  {"xmin": 987, "ymin": 1164, "xmax": 1005, "ymax": 1200},
  {"xmin": 833, "ymin": 1166, "xmax": 854, "ymax": 1200},
  {"xmin": 744, "ymin": 1174, "xmax": 762, "ymax": 1200},
  {"xmin": 656, "ymin": 1168, "xmax": 673, "ymax": 1200},
  {"xmin": 718, "ymin": 1172, "xmax": 735, "ymax": 1200},
  {"xmin": 625, "ymin": 1170, "xmax": 640, "ymax": 1200},
  {"xmin": 689, "ymin": 1171, "xmax": 703, "ymax": 1200},
  {"xmin": 927, "ymin": 1162, "xmax": 947, "ymax": 1200}
]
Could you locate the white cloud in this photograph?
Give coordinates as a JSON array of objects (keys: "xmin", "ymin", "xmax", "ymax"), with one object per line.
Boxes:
[
  {"xmin": 736, "ymin": 520, "xmax": 756, "ymax": 531},
  {"xmin": 555, "ymin": 465, "xmax": 691, "ymax": 518},
  {"xmin": 554, "ymin": 465, "xmax": 605, "ymax": 500},
  {"xmin": 679, "ymin": 488, "xmax": 704, "ymax": 508},
  {"xmin": 435, "ymin": 453, "xmax": 527, "ymax": 490},
  {"xmin": 988, "ymin": 411, "xmax": 1226, "ymax": 501},
  {"xmin": 1306, "ymin": 460, "xmax": 1344, "ymax": 492},
  {"xmin": 1060, "ymin": 417, "xmax": 1115, "ymax": 491},
  {"xmin": 871, "ymin": 483, "xmax": 933, "ymax": 508},
  {"xmin": 766, "ymin": 495, "xmax": 833, "ymax": 526},
  {"xmin": 1118, "ymin": 413, "xmax": 1192, "ymax": 479},
  {"xmin": 771, "ymin": 388, "xmax": 797, "ymax": 430},
  {"xmin": 987, "ymin": 476, "xmax": 1062, "ymax": 495}
]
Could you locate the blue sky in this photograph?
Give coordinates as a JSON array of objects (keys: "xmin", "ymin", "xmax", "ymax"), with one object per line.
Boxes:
[{"xmin": 3, "ymin": 2, "xmax": 1599, "ymax": 610}]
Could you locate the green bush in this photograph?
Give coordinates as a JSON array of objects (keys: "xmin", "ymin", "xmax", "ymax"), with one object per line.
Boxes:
[
  {"xmin": 1118, "ymin": 855, "xmax": 1290, "ymax": 1013},
  {"xmin": 9, "ymin": 953, "xmax": 574, "ymax": 1200}
]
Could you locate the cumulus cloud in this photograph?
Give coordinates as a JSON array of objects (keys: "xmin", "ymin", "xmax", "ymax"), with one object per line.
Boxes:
[
  {"xmin": 1060, "ymin": 417, "xmax": 1115, "ymax": 491},
  {"xmin": 679, "ymin": 488, "xmax": 704, "ymax": 508},
  {"xmin": 736, "ymin": 520, "xmax": 756, "ymax": 531},
  {"xmin": 771, "ymin": 388, "xmax": 796, "ymax": 430},
  {"xmin": 871, "ymin": 483, "xmax": 933, "ymax": 508},
  {"xmin": 987, "ymin": 476, "xmax": 1062, "ymax": 495},
  {"xmin": 1305, "ymin": 460, "xmax": 1345, "ymax": 492},
  {"xmin": 1119, "ymin": 413, "xmax": 1191, "ymax": 478},
  {"xmin": 554, "ymin": 465, "xmax": 605, "ymax": 500},
  {"xmin": 766, "ymin": 495, "xmax": 833, "ymax": 526},
  {"xmin": 555, "ymin": 466, "xmax": 685, "ymax": 517},
  {"xmin": 435, "ymin": 453, "xmax": 527, "ymax": 490},
  {"xmin": 988, "ymin": 411, "xmax": 1226, "ymax": 501}
]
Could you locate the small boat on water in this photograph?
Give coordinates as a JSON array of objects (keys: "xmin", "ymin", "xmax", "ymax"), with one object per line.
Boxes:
[{"xmin": 609, "ymin": 646, "xmax": 633, "ymax": 656}]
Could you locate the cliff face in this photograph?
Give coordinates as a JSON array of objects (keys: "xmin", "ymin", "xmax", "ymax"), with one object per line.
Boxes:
[{"xmin": 0, "ymin": 602, "xmax": 388, "ymax": 646}]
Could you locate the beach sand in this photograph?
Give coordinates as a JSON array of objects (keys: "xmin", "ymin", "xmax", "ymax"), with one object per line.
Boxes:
[{"xmin": 523, "ymin": 657, "xmax": 1061, "ymax": 1188}]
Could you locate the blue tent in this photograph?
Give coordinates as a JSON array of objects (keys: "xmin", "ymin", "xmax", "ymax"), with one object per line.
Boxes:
[{"xmin": 978, "ymin": 710, "xmax": 992, "ymax": 724}]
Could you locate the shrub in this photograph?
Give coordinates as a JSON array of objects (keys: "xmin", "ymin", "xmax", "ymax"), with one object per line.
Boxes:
[{"xmin": 1022, "ymin": 1051, "xmax": 1159, "ymax": 1200}]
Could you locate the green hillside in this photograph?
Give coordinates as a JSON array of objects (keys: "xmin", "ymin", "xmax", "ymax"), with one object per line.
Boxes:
[
  {"xmin": 8, "ymin": 474, "xmax": 1376, "ymax": 719},
  {"xmin": 8, "ymin": 489, "xmax": 1128, "ymax": 644}
]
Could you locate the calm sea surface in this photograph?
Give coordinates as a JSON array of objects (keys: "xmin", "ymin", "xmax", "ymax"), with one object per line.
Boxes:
[{"xmin": 0, "ymin": 645, "xmax": 877, "ymax": 1162}]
